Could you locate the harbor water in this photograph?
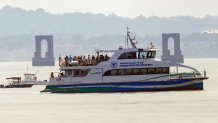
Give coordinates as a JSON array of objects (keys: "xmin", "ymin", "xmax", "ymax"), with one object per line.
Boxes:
[{"xmin": 0, "ymin": 58, "xmax": 218, "ymax": 123}]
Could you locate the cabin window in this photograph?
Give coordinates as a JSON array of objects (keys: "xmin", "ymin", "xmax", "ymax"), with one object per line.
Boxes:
[
  {"xmin": 73, "ymin": 69, "xmax": 90, "ymax": 77},
  {"xmin": 152, "ymin": 51, "xmax": 156, "ymax": 58},
  {"xmin": 118, "ymin": 52, "xmax": 137, "ymax": 59},
  {"xmin": 67, "ymin": 70, "xmax": 72, "ymax": 76},
  {"xmin": 111, "ymin": 70, "xmax": 118, "ymax": 76},
  {"xmin": 146, "ymin": 51, "xmax": 156, "ymax": 58},
  {"xmin": 138, "ymin": 51, "xmax": 148, "ymax": 59},
  {"xmin": 130, "ymin": 52, "xmax": 137, "ymax": 59},
  {"xmin": 118, "ymin": 69, "xmax": 125, "ymax": 75},
  {"xmin": 82, "ymin": 69, "xmax": 90, "ymax": 76},
  {"xmin": 141, "ymin": 68, "xmax": 148, "ymax": 74},
  {"xmin": 132, "ymin": 69, "xmax": 140, "ymax": 75},
  {"xmin": 74, "ymin": 70, "xmax": 80, "ymax": 76},
  {"xmin": 59, "ymin": 71, "xmax": 66, "ymax": 77},
  {"xmin": 162, "ymin": 67, "xmax": 169, "ymax": 74},
  {"xmin": 119, "ymin": 51, "xmax": 156, "ymax": 60},
  {"xmin": 104, "ymin": 70, "xmax": 111, "ymax": 76},
  {"xmin": 148, "ymin": 68, "xmax": 155, "ymax": 74},
  {"xmin": 147, "ymin": 51, "xmax": 152, "ymax": 58},
  {"xmin": 155, "ymin": 68, "xmax": 162, "ymax": 74},
  {"xmin": 126, "ymin": 69, "xmax": 132, "ymax": 75}
]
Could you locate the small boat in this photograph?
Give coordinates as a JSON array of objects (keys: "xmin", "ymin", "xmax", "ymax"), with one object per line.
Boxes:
[
  {"xmin": 21, "ymin": 73, "xmax": 47, "ymax": 85},
  {"xmin": 3, "ymin": 77, "xmax": 33, "ymax": 88}
]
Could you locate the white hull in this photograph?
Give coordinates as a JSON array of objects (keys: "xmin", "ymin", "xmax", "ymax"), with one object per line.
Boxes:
[{"xmin": 22, "ymin": 80, "xmax": 47, "ymax": 85}]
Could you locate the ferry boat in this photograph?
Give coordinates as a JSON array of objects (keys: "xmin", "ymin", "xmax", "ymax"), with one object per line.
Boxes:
[{"xmin": 42, "ymin": 29, "xmax": 208, "ymax": 93}]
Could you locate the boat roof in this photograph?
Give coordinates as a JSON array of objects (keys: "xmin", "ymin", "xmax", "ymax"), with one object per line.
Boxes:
[
  {"xmin": 96, "ymin": 47, "xmax": 157, "ymax": 53},
  {"xmin": 24, "ymin": 73, "xmax": 35, "ymax": 75}
]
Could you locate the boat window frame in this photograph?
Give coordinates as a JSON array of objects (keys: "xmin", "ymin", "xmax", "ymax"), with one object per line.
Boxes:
[
  {"xmin": 63, "ymin": 69, "xmax": 90, "ymax": 77},
  {"xmin": 118, "ymin": 52, "xmax": 137, "ymax": 59},
  {"xmin": 118, "ymin": 50, "xmax": 156, "ymax": 60},
  {"xmin": 146, "ymin": 51, "xmax": 156, "ymax": 59}
]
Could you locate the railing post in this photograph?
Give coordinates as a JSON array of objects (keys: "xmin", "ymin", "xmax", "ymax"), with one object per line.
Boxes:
[{"xmin": 204, "ymin": 69, "xmax": 206, "ymax": 78}]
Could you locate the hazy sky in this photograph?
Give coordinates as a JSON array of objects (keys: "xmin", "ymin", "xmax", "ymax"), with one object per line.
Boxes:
[{"xmin": 0, "ymin": 0, "xmax": 218, "ymax": 18}]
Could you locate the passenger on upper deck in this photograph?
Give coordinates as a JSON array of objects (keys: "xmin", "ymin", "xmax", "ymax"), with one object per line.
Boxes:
[
  {"xmin": 88, "ymin": 55, "xmax": 90, "ymax": 60},
  {"xmin": 92, "ymin": 55, "xmax": 95, "ymax": 59},
  {"xmin": 96, "ymin": 56, "xmax": 99, "ymax": 63},
  {"xmin": 50, "ymin": 72, "xmax": 54, "ymax": 78},
  {"xmin": 65, "ymin": 55, "xmax": 69, "ymax": 66},
  {"xmin": 88, "ymin": 55, "xmax": 91, "ymax": 64},
  {"xmin": 61, "ymin": 53, "xmax": 111, "ymax": 67},
  {"xmin": 99, "ymin": 55, "xmax": 104, "ymax": 62},
  {"xmin": 73, "ymin": 56, "xmax": 76, "ymax": 61},
  {"xmin": 105, "ymin": 54, "xmax": 110, "ymax": 60},
  {"xmin": 68, "ymin": 55, "xmax": 73, "ymax": 63},
  {"xmin": 59, "ymin": 56, "xmax": 62, "ymax": 66}
]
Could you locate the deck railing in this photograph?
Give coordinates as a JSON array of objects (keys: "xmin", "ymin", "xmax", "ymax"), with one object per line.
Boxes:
[
  {"xmin": 60, "ymin": 57, "xmax": 110, "ymax": 67},
  {"xmin": 169, "ymin": 70, "xmax": 207, "ymax": 79}
]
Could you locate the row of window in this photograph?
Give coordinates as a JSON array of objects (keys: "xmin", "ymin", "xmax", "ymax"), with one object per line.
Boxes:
[
  {"xmin": 64, "ymin": 69, "xmax": 90, "ymax": 77},
  {"xmin": 118, "ymin": 51, "xmax": 156, "ymax": 59},
  {"xmin": 103, "ymin": 67, "xmax": 169, "ymax": 76},
  {"xmin": 62, "ymin": 67, "xmax": 169, "ymax": 77}
]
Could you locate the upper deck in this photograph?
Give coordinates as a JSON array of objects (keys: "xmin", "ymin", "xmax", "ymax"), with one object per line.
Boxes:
[
  {"xmin": 59, "ymin": 28, "xmax": 157, "ymax": 68},
  {"xmin": 59, "ymin": 46, "xmax": 157, "ymax": 68}
]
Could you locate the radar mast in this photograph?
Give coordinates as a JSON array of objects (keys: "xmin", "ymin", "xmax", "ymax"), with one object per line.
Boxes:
[{"xmin": 126, "ymin": 27, "xmax": 138, "ymax": 48}]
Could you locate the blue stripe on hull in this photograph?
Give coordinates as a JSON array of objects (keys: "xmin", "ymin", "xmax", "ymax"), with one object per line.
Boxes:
[{"xmin": 44, "ymin": 78, "xmax": 203, "ymax": 93}]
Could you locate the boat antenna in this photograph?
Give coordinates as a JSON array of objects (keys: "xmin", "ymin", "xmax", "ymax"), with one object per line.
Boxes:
[
  {"xmin": 126, "ymin": 27, "xmax": 129, "ymax": 48},
  {"xmin": 124, "ymin": 35, "xmax": 127, "ymax": 48},
  {"xmin": 126, "ymin": 27, "xmax": 137, "ymax": 48}
]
